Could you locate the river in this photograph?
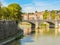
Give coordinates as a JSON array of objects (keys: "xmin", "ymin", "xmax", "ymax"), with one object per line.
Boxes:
[
  {"xmin": 4, "ymin": 22, "xmax": 60, "ymax": 45},
  {"xmin": 4, "ymin": 28, "xmax": 60, "ymax": 45}
]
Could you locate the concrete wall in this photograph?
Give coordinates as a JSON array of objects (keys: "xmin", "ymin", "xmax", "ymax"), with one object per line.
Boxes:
[{"xmin": 0, "ymin": 20, "xmax": 19, "ymax": 40}]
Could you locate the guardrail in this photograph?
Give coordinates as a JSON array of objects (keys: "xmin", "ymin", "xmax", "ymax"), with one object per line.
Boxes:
[{"xmin": 0, "ymin": 20, "xmax": 19, "ymax": 41}]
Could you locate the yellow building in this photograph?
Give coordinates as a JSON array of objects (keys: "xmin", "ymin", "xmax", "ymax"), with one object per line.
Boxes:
[
  {"xmin": 22, "ymin": 13, "xmax": 28, "ymax": 20},
  {"xmin": 22, "ymin": 12, "xmax": 44, "ymax": 20}
]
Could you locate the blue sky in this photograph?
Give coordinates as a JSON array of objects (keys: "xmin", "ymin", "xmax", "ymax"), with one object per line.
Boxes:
[{"xmin": 1, "ymin": 0, "xmax": 60, "ymax": 13}]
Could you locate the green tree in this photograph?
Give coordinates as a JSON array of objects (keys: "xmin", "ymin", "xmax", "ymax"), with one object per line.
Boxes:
[
  {"xmin": 1, "ymin": 7, "xmax": 10, "ymax": 20},
  {"xmin": 43, "ymin": 10, "xmax": 49, "ymax": 19},
  {"xmin": 57, "ymin": 10, "xmax": 60, "ymax": 20},
  {"xmin": 8, "ymin": 3, "xmax": 22, "ymax": 21},
  {"xmin": 51, "ymin": 10, "xmax": 56, "ymax": 20},
  {"xmin": 35, "ymin": 11, "xmax": 38, "ymax": 13},
  {"xmin": 0, "ymin": 2, "xmax": 2, "ymax": 19}
]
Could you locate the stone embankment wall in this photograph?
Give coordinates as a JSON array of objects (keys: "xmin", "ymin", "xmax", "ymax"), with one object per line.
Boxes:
[{"xmin": 0, "ymin": 20, "xmax": 20, "ymax": 40}]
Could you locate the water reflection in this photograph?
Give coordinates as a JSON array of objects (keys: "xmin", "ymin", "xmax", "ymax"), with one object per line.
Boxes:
[
  {"xmin": 5, "ymin": 40, "xmax": 21, "ymax": 45},
  {"xmin": 5, "ymin": 28, "xmax": 60, "ymax": 45},
  {"xmin": 34, "ymin": 31, "xmax": 40, "ymax": 41},
  {"xmin": 5, "ymin": 23, "xmax": 60, "ymax": 45},
  {"xmin": 21, "ymin": 36, "xmax": 34, "ymax": 45},
  {"xmin": 24, "ymin": 28, "xmax": 31, "ymax": 35},
  {"xmin": 20, "ymin": 28, "xmax": 60, "ymax": 45}
]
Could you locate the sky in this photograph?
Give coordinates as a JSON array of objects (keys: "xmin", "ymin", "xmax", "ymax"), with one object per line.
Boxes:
[{"xmin": 1, "ymin": 0, "xmax": 60, "ymax": 13}]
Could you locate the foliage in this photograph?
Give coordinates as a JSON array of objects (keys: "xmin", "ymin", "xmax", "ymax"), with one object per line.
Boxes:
[
  {"xmin": 51, "ymin": 10, "xmax": 56, "ymax": 20},
  {"xmin": 43, "ymin": 10, "xmax": 49, "ymax": 19},
  {"xmin": 0, "ymin": 3, "xmax": 22, "ymax": 21},
  {"xmin": 1, "ymin": 7, "xmax": 10, "ymax": 20},
  {"xmin": 0, "ymin": 2, "xmax": 2, "ymax": 19},
  {"xmin": 39, "ymin": 23, "xmax": 48, "ymax": 28},
  {"xmin": 57, "ymin": 10, "xmax": 60, "ymax": 20}
]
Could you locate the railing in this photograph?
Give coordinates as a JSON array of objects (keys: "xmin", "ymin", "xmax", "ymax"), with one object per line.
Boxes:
[
  {"xmin": 0, "ymin": 20, "xmax": 18, "ymax": 40},
  {"xmin": 22, "ymin": 19, "xmax": 60, "ymax": 24}
]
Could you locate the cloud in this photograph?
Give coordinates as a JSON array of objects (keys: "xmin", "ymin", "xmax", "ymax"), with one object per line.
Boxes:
[
  {"xmin": 1, "ymin": 0, "xmax": 60, "ymax": 13},
  {"xmin": 22, "ymin": 7, "xmax": 36, "ymax": 13},
  {"xmin": 34, "ymin": 2, "xmax": 49, "ymax": 7},
  {"xmin": 22, "ymin": 3, "xmax": 36, "ymax": 13},
  {"xmin": 22, "ymin": 0, "xmax": 60, "ymax": 13},
  {"xmin": 1, "ymin": 0, "xmax": 8, "ymax": 6},
  {"xmin": 21, "ymin": 1, "xmax": 51, "ymax": 13},
  {"xmin": 1, "ymin": 0, "xmax": 20, "ymax": 6}
]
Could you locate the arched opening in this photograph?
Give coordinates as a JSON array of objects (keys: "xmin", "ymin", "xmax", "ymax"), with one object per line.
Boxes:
[
  {"xmin": 39, "ymin": 22, "xmax": 49, "ymax": 31},
  {"xmin": 46, "ymin": 21, "xmax": 55, "ymax": 28},
  {"xmin": 18, "ymin": 22, "xmax": 35, "ymax": 34},
  {"xmin": 27, "ymin": 22, "xmax": 35, "ymax": 33}
]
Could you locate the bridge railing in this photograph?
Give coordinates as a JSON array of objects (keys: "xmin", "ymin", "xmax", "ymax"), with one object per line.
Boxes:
[{"xmin": 22, "ymin": 19, "xmax": 60, "ymax": 21}]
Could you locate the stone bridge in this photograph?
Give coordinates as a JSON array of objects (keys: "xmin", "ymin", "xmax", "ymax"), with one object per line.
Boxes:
[
  {"xmin": 22, "ymin": 20, "xmax": 59, "ymax": 24},
  {"xmin": 21, "ymin": 12, "xmax": 60, "ymax": 32},
  {"xmin": 22, "ymin": 19, "xmax": 60, "ymax": 29},
  {"xmin": 22, "ymin": 20, "xmax": 60, "ymax": 25}
]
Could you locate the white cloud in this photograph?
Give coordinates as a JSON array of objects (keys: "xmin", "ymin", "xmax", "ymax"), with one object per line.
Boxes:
[
  {"xmin": 22, "ymin": 0, "xmax": 60, "ymax": 13},
  {"xmin": 21, "ymin": 3, "xmax": 36, "ymax": 13},
  {"xmin": 1, "ymin": 0, "xmax": 59, "ymax": 13},
  {"xmin": 22, "ymin": 5, "xmax": 36, "ymax": 13},
  {"xmin": 21, "ymin": 1, "xmax": 51, "ymax": 13},
  {"xmin": 1, "ymin": 0, "xmax": 8, "ymax": 6},
  {"xmin": 34, "ymin": 2, "xmax": 49, "ymax": 7}
]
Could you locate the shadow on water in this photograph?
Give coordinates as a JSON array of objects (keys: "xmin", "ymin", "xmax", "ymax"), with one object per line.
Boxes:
[
  {"xmin": 15, "ymin": 33, "xmax": 24, "ymax": 40},
  {"xmin": 31, "ymin": 23, "xmax": 35, "ymax": 33},
  {"xmin": 4, "ymin": 34, "xmax": 24, "ymax": 45},
  {"xmin": 5, "ymin": 22, "xmax": 60, "ymax": 45},
  {"xmin": 4, "ymin": 28, "xmax": 60, "ymax": 45},
  {"xmin": 4, "ymin": 40, "xmax": 21, "ymax": 45}
]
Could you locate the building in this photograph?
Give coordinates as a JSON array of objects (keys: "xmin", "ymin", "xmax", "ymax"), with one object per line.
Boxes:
[
  {"xmin": 22, "ymin": 12, "xmax": 44, "ymax": 20},
  {"xmin": 22, "ymin": 13, "xmax": 28, "ymax": 20},
  {"xmin": 22, "ymin": 11, "xmax": 60, "ymax": 21}
]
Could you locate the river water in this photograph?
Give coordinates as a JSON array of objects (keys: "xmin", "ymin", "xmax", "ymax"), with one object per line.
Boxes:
[
  {"xmin": 5, "ymin": 28, "xmax": 60, "ymax": 45},
  {"xmin": 5, "ymin": 22, "xmax": 60, "ymax": 45}
]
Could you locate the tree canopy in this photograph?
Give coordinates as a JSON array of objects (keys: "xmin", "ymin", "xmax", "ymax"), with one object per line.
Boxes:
[
  {"xmin": 0, "ymin": 3, "xmax": 22, "ymax": 21},
  {"xmin": 43, "ymin": 10, "xmax": 49, "ymax": 19},
  {"xmin": 51, "ymin": 10, "xmax": 56, "ymax": 20}
]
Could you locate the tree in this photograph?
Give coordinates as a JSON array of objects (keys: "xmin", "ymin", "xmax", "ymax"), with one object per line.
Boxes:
[
  {"xmin": 35, "ymin": 11, "xmax": 38, "ymax": 13},
  {"xmin": 57, "ymin": 10, "xmax": 60, "ymax": 20},
  {"xmin": 51, "ymin": 10, "xmax": 56, "ymax": 20},
  {"xmin": 0, "ymin": 2, "xmax": 2, "ymax": 11},
  {"xmin": 1, "ymin": 7, "xmax": 10, "ymax": 20},
  {"xmin": 43, "ymin": 10, "xmax": 49, "ymax": 19},
  {"xmin": 0, "ymin": 2, "xmax": 1, "ymax": 10},
  {"xmin": 8, "ymin": 3, "xmax": 22, "ymax": 21},
  {"xmin": 0, "ymin": 2, "xmax": 2, "ymax": 19}
]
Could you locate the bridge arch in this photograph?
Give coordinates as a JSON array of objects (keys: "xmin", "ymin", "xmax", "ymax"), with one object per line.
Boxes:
[
  {"xmin": 46, "ymin": 21, "xmax": 55, "ymax": 28},
  {"xmin": 39, "ymin": 21, "xmax": 55, "ymax": 28},
  {"xmin": 19, "ymin": 21, "xmax": 35, "ymax": 32}
]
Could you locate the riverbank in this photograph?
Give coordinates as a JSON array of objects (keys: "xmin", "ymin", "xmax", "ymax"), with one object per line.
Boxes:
[
  {"xmin": 0, "ymin": 20, "xmax": 23, "ymax": 45},
  {"xmin": 0, "ymin": 29, "xmax": 23, "ymax": 45}
]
